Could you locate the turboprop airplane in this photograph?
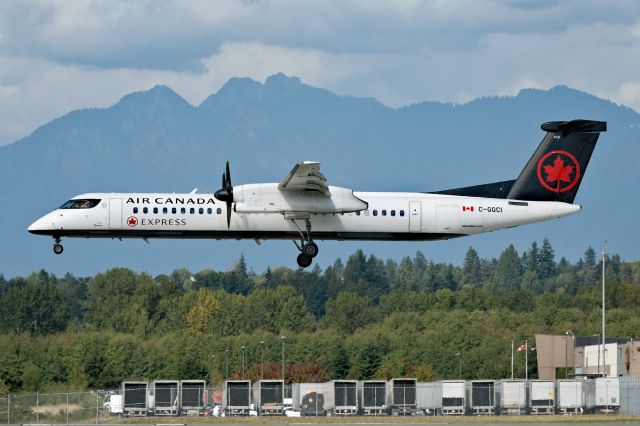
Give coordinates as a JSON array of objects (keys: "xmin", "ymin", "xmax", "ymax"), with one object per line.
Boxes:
[{"xmin": 29, "ymin": 119, "xmax": 605, "ymax": 268}]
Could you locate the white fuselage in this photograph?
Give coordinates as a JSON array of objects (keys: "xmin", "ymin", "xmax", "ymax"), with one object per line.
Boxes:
[{"xmin": 28, "ymin": 186, "xmax": 581, "ymax": 242}]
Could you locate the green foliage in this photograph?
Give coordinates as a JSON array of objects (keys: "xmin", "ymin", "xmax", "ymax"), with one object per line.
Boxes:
[{"xmin": 0, "ymin": 240, "xmax": 638, "ymax": 393}]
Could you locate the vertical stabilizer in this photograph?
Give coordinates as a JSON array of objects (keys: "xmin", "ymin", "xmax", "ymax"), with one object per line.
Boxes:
[{"xmin": 507, "ymin": 120, "xmax": 606, "ymax": 203}]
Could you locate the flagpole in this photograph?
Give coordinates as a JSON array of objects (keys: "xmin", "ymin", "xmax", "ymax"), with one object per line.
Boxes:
[
  {"xmin": 511, "ymin": 340, "xmax": 514, "ymax": 379},
  {"xmin": 525, "ymin": 339, "xmax": 528, "ymax": 380}
]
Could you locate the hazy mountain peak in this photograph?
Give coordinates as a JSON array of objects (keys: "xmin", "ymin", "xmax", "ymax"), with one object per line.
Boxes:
[
  {"xmin": 116, "ymin": 84, "xmax": 191, "ymax": 110},
  {"xmin": 264, "ymin": 72, "xmax": 302, "ymax": 88}
]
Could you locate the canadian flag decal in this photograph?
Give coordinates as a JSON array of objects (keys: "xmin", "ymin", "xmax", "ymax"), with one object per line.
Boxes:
[{"xmin": 462, "ymin": 206, "xmax": 474, "ymax": 212}]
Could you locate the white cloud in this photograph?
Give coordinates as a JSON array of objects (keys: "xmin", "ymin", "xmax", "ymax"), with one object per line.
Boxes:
[{"xmin": 1, "ymin": 1, "xmax": 640, "ymax": 145}]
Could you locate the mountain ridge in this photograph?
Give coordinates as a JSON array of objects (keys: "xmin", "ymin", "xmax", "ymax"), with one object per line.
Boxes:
[{"xmin": 1, "ymin": 74, "xmax": 638, "ymax": 277}]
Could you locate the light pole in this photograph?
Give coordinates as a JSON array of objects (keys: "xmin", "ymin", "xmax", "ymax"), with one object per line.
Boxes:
[
  {"xmin": 260, "ymin": 341, "xmax": 265, "ymax": 380},
  {"xmin": 601, "ymin": 246, "xmax": 607, "ymax": 378},
  {"xmin": 211, "ymin": 354, "xmax": 216, "ymax": 388},
  {"xmin": 456, "ymin": 352, "xmax": 462, "ymax": 379},
  {"xmin": 225, "ymin": 349, "xmax": 229, "ymax": 380},
  {"xmin": 281, "ymin": 336, "xmax": 287, "ymax": 382},
  {"xmin": 565, "ymin": 331, "xmax": 575, "ymax": 378},
  {"xmin": 241, "ymin": 346, "xmax": 246, "ymax": 380}
]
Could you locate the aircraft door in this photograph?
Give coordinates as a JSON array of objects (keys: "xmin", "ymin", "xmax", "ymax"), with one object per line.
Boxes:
[
  {"xmin": 109, "ymin": 198, "xmax": 123, "ymax": 229},
  {"xmin": 409, "ymin": 201, "xmax": 421, "ymax": 232}
]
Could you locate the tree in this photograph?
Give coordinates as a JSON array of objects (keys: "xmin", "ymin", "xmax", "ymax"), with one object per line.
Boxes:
[
  {"xmin": 539, "ymin": 238, "xmax": 556, "ymax": 279},
  {"xmin": 462, "ymin": 247, "xmax": 482, "ymax": 288},
  {"xmin": 186, "ymin": 289, "xmax": 221, "ymax": 334},
  {"xmin": 323, "ymin": 292, "xmax": 373, "ymax": 334},
  {"xmin": 494, "ymin": 245, "xmax": 522, "ymax": 291},
  {"xmin": 584, "ymin": 246, "xmax": 597, "ymax": 268}
]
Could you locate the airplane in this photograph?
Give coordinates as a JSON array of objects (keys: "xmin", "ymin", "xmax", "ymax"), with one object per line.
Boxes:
[{"xmin": 29, "ymin": 119, "xmax": 606, "ymax": 268}]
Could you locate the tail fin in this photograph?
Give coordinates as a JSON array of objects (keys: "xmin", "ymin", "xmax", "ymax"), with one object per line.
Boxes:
[{"xmin": 507, "ymin": 119, "xmax": 606, "ymax": 203}]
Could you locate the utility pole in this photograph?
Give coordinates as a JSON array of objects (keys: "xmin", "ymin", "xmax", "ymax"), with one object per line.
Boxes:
[
  {"xmin": 602, "ymin": 245, "xmax": 606, "ymax": 377},
  {"xmin": 456, "ymin": 352, "xmax": 462, "ymax": 379},
  {"xmin": 281, "ymin": 336, "xmax": 287, "ymax": 382},
  {"xmin": 241, "ymin": 346, "xmax": 246, "ymax": 380},
  {"xmin": 525, "ymin": 339, "xmax": 528, "ymax": 380},
  {"xmin": 225, "ymin": 349, "xmax": 229, "ymax": 380},
  {"xmin": 211, "ymin": 354, "xmax": 216, "ymax": 388},
  {"xmin": 511, "ymin": 340, "xmax": 514, "ymax": 379},
  {"xmin": 260, "ymin": 341, "xmax": 265, "ymax": 380}
]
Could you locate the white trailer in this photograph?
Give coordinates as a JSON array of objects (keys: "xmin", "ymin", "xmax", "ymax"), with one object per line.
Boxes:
[
  {"xmin": 224, "ymin": 380, "xmax": 252, "ymax": 416},
  {"xmin": 152, "ymin": 380, "xmax": 180, "ymax": 416},
  {"xmin": 498, "ymin": 380, "xmax": 527, "ymax": 415},
  {"xmin": 557, "ymin": 379, "xmax": 586, "ymax": 414},
  {"xmin": 253, "ymin": 380, "xmax": 284, "ymax": 415},
  {"xmin": 529, "ymin": 380, "xmax": 555, "ymax": 414},
  {"xmin": 361, "ymin": 380, "xmax": 388, "ymax": 415},
  {"xmin": 416, "ymin": 382, "xmax": 441, "ymax": 415},
  {"xmin": 122, "ymin": 381, "xmax": 148, "ymax": 416},
  {"xmin": 595, "ymin": 377, "xmax": 620, "ymax": 414},
  {"xmin": 180, "ymin": 380, "xmax": 206, "ymax": 416},
  {"xmin": 322, "ymin": 380, "xmax": 358, "ymax": 416},
  {"xmin": 441, "ymin": 380, "xmax": 465, "ymax": 415},
  {"xmin": 387, "ymin": 378, "xmax": 417, "ymax": 416},
  {"xmin": 469, "ymin": 380, "xmax": 496, "ymax": 415}
]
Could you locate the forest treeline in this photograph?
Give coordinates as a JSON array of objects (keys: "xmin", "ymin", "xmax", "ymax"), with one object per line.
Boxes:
[{"xmin": 1, "ymin": 240, "xmax": 639, "ymax": 395}]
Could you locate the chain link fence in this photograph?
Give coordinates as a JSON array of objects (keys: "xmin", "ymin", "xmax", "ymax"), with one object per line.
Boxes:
[{"xmin": 0, "ymin": 378, "xmax": 638, "ymax": 422}]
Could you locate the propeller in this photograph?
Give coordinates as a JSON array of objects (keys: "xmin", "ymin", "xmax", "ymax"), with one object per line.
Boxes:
[{"xmin": 214, "ymin": 161, "xmax": 234, "ymax": 228}]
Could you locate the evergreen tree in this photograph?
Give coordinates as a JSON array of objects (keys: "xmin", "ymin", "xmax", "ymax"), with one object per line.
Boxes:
[
  {"xmin": 584, "ymin": 246, "xmax": 597, "ymax": 268},
  {"xmin": 494, "ymin": 245, "xmax": 522, "ymax": 291},
  {"xmin": 462, "ymin": 247, "xmax": 482, "ymax": 288},
  {"xmin": 539, "ymin": 238, "xmax": 556, "ymax": 279}
]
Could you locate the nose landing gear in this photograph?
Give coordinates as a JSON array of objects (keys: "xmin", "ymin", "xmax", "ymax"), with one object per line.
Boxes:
[
  {"xmin": 53, "ymin": 237, "xmax": 64, "ymax": 255},
  {"xmin": 290, "ymin": 217, "xmax": 319, "ymax": 268}
]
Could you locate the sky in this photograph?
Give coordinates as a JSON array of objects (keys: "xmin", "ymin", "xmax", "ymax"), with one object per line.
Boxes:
[{"xmin": 1, "ymin": 0, "xmax": 640, "ymax": 146}]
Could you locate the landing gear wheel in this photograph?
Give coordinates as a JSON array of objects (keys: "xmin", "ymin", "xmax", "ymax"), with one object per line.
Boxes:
[
  {"xmin": 53, "ymin": 243, "xmax": 64, "ymax": 255},
  {"xmin": 297, "ymin": 253, "xmax": 313, "ymax": 268},
  {"xmin": 303, "ymin": 242, "xmax": 319, "ymax": 258}
]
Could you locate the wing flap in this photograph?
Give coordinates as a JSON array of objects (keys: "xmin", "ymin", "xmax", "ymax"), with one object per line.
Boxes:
[{"xmin": 278, "ymin": 161, "xmax": 330, "ymax": 196}]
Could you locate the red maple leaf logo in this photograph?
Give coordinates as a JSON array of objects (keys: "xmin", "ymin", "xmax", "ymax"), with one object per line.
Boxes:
[
  {"xmin": 543, "ymin": 156, "xmax": 574, "ymax": 184},
  {"xmin": 127, "ymin": 216, "xmax": 138, "ymax": 227}
]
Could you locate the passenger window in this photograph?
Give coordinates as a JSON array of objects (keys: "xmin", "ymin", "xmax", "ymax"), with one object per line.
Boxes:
[
  {"xmin": 356, "ymin": 211, "xmax": 361, "ymax": 216},
  {"xmin": 400, "ymin": 210, "xmax": 405, "ymax": 217},
  {"xmin": 199, "ymin": 208, "xmax": 204, "ymax": 214},
  {"xmin": 373, "ymin": 210, "xmax": 378, "ymax": 216},
  {"xmin": 217, "ymin": 208, "xmax": 222, "ymax": 214},
  {"xmin": 207, "ymin": 208, "xmax": 212, "ymax": 214},
  {"xmin": 153, "ymin": 207, "xmax": 158, "ymax": 214},
  {"xmin": 382, "ymin": 210, "xmax": 387, "ymax": 216},
  {"xmin": 172, "ymin": 207, "xmax": 176, "ymax": 214},
  {"xmin": 133, "ymin": 207, "xmax": 138, "ymax": 214},
  {"xmin": 391, "ymin": 210, "xmax": 396, "ymax": 217},
  {"xmin": 364, "ymin": 210, "xmax": 369, "ymax": 216},
  {"xmin": 162, "ymin": 207, "xmax": 168, "ymax": 214},
  {"xmin": 190, "ymin": 208, "xmax": 195, "ymax": 214},
  {"xmin": 143, "ymin": 207, "xmax": 148, "ymax": 214},
  {"xmin": 181, "ymin": 207, "xmax": 186, "ymax": 214}
]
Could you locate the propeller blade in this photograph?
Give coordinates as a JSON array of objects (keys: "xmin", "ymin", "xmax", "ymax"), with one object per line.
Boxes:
[
  {"xmin": 226, "ymin": 202, "xmax": 232, "ymax": 228},
  {"xmin": 225, "ymin": 161, "xmax": 231, "ymax": 186}
]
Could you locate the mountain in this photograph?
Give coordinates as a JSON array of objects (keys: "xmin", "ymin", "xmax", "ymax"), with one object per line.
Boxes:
[{"xmin": 1, "ymin": 73, "xmax": 638, "ymax": 277}]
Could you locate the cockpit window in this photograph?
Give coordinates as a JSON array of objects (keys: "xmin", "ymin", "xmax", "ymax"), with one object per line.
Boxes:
[{"xmin": 59, "ymin": 199, "xmax": 101, "ymax": 209}]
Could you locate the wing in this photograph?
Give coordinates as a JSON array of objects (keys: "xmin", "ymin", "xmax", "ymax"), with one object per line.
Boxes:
[{"xmin": 278, "ymin": 161, "xmax": 330, "ymax": 196}]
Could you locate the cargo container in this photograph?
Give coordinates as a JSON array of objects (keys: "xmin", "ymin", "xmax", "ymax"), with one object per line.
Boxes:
[
  {"xmin": 122, "ymin": 381, "xmax": 148, "ymax": 416},
  {"xmin": 253, "ymin": 380, "xmax": 284, "ymax": 415},
  {"xmin": 321, "ymin": 380, "xmax": 358, "ymax": 415},
  {"xmin": 529, "ymin": 380, "xmax": 555, "ymax": 414},
  {"xmin": 498, "ymin": 380, "xmax": 526, "ymax": 415},
  {"xmin": 557, "ymin": 379, "xmax": 586, "ymax": 414},
  {"xmin": 180, "ymin": 380, "xmax": 206, "ymax": 416},
  {"xmin": 441, "ymin": 380, "xmax": 465, "ymax": 415},
  {"xmin": 108, "ymin": 395, "xmax": 123, "ymax": 415},
  {"xmin": 152, "ymin": 380, "xmax": 179, "ymax": 416},
  {"xmin": 595, "ymin": 377, "xmax": 620, "ymax": 413},
  {"xmin": 469, "ymin": 380, "xmax": 496, "ymax": 415},
  {"xmin": 388, "ymin": 378, "xmax": 417, "ymax": 416},
  {"xmin": 361, "ymin": 380, "xmax": 388, "ymax": 415},
  {"xmin": 224, "ymin": 380, "xmax": 251, "ymax": 416},
  {"xmin": 416, "ymin": 381, "xmax": 441, "ymax": 415}
]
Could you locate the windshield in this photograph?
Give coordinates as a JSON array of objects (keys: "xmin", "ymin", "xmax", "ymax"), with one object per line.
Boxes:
[{"xmin": 59, "ymin": 199, "xmax": 101, "ymax": 209}]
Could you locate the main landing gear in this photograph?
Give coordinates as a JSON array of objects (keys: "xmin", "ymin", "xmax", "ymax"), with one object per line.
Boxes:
[
  {"xmin": 53, "ymin": 237, "xmax": 63, "ymax": 255},
  {"xmin": 290, "ymin": 218, "xmax": 319, "ymax": 268}
]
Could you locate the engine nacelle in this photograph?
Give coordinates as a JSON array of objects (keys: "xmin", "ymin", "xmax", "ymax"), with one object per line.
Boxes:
[{"xmin": 234, "ymin": 183, "xmax": 368, "ymax": 214}]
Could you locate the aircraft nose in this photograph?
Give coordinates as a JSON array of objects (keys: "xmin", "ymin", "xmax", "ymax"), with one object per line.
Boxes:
[{"xmin": 28, "ymin": 214, "xmax": 55, "ymax": 234}]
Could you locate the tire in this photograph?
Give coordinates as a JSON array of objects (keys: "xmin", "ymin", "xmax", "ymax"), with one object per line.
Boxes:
[
  {"xmin": 303, "ymin": 242, "xmax": 319, "ymax": 257},
  {"xmin": 296, "ymin": 253, "xmax": 312, "ymax": 268},
  {"xmin": 53, "ymin": 243, "xmax": 64, "ymax": 255}
]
